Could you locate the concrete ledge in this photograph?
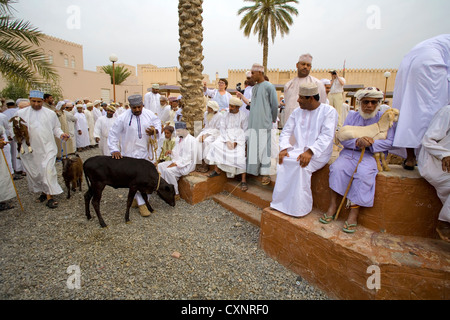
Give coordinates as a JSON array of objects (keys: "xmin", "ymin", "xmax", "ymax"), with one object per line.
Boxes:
[
  {"xmin": 178, "ymin": 171, "xmax": 228, "ymax": 205},
  {"xmin": 311, "ymin": 164, "xmax": 442, "ymax": 238},
  {"xmin": 260, "ymin": 208, "xmax": 450, "ymax": 300}
]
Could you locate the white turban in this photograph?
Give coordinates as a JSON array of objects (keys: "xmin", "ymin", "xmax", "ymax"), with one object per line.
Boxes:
[
  {"xmin": 229, "ymin": 97, "xmax": 243, "ymax": 107},
  {"xmin": 355, "ymin": 87, "xmax": 384, "ymax": 101},
  {"xmin": 55, "ymin": 101, "xmax": 65, "ymax": 111},
  {"xmin": 299, "ymin": 54, "xmax": 313, "ymax": 63},
  {"xmin": 321, "ymin": 78, "xmax": 331, "ymax": 85},
  {"xmin": 251, "ymin": 63, "xmax": 264, "ymax": 73},
  {"xmin": 207, "ymin": 100, "xmax": 219, "ymax": 112}
]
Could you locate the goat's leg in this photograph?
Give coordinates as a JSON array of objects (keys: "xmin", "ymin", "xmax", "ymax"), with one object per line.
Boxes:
[
  {"xmin": 91, "ymin": 185, "xmax": 107, "ymax": 228},
  {"xmin": 84, "ymin": 187, "xmax": 94, "ymax": 221},
  {"xmin": 16, "ymin": 141, "xmax": 22, "ymax": 158},
  {"xmin": 25, "ymin": 136, "xmax": 32, "ymax": 153},
  {"xmin": 381, "ymin": 154, "xmax": 391, "ymax": 172},
  {"xmin": 66, "ymin": 180, "xmax": 72, "ymax": 199},
  {"xmin": 78, "ymin": 176, "xmax": 82, "ymax": 192},
  {"xmin": 125, "ymin": 189, "xmax": 138, "ymax": 224},
  {"xmin": 141, "ymin": 192, "xmax": 154, "ymax": 213},
  {"xmin": 374, "ymin": 153, "xmax": 383, "ymax": 172}
]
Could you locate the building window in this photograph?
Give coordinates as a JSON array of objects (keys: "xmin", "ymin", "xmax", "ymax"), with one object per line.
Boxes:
[
  {"xmin": 71, "ymin": 58, "xmax": 75, "ymax": 68},
  {"xmin": 48, "ymin": 51, "xmax": 53, "ymax": 64},
  {"xmin": 64, "ymin": 55, "xmax": 69, "ymax": 67}
]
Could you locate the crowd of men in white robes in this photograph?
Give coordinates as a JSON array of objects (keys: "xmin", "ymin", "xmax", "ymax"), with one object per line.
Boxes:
[{"xmin": 0, "ymin": 34, "xmax": 448, "ymax": 241}]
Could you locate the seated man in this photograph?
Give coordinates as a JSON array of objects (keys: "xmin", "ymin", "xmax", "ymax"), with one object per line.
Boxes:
[
  {"xmin": 206, "ymin": 97, "xmax": 249, "ymax": 191},
  {"xmin": 418, "ymin": 105, "xmax": 450, "ymax": 242},
  {"xmin": 321, "ymin": 87, "xmax": 396, "ymax": 233},
  {"xmin": 270, "ymin": 83, "xmax": 338, "ymax": 217},
  {"xmin": 196, "ymin": 100, "xmax": 223, "ymax": 173},
  {"xmin": 158, "ymin": 122, "xmax": 198, "ymax": 200}
]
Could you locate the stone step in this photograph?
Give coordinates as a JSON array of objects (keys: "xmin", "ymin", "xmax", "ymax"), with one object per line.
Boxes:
[
  {"xmin": 223, "ymin": 179, "xmax": 273, "ymax": 209},
  {"xmin": 212, "ymin": 193, "xmax": 262, "ymax": 227},
  {"xmin": 260, "ymin": 207, "xmax": 450, "ymax": 300}
]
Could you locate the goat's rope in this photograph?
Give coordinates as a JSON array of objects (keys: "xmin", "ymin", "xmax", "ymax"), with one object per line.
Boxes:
[{"xmin": 147, "ymin": 127, "xmax": 159, "ymax": 162}]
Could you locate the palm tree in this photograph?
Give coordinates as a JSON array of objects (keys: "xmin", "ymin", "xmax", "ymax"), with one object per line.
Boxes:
[
  {"xmin": 238, "ymin": 0, "xmax": 299, "ymax": 74},
  {"xmin": 178, "ymin": 0, "xmax": 205, "ymax": 134},
  {"xmin": 0, "ymin": 0, "xmax": 59, "ymax": 89},
  {"xmin": 101, "ymin": 65, "xmax": 132, "ymax": 86}
]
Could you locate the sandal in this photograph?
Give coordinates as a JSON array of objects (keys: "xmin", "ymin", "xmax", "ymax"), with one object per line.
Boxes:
[
  {"xmin": 36, "ymin": 193, "xmax": 47, "ymax": 203},
  {"xmin": 261, "ymin": 176, "xmax": 271, "ymax": 186},
  {"xmin": 241, "ymin": 182, "xmax": 248, "ymax": 192},
  {"xmin": 342, "ymin": 221, "xmax": 358, "ymax": 234},
  {"xmin": 46, "ymin": 199, "xmax": 59, "ymax": 209},
  {"xmin": 0, "ymin": 202, "xmax": 15, "ymax": 211},
  {"xmin": 402, "ymin": 160, "xmax": 415, "ymax": 171},
  {"xmin": 319, "ymin": 213, "xmax": 336, "ymax": 224},
  {"xmin": 208, "ymin": 171, "xmax": 221, "ymax": 178}
]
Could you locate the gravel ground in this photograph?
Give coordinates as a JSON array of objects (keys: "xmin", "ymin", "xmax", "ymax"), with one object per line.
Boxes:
[{"xmin": 0, "ymin": 147, "xmax": 329, "ymax": 301}]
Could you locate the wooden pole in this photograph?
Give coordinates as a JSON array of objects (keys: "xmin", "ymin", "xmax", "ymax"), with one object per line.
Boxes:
[
  {"xmin": 334, "ymin": 147, "xmax": 366, "ymax": 221},
  {"xmin": 1, "ymin": 148, "xmax": 24, "ymax": 211},
  {"xmin": 112, "ymin": 61, "xmax": 116, "ymax": 103}
]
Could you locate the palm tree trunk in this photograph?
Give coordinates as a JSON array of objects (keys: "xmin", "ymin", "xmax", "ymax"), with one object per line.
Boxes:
[
  {"xmin": 263, "ymin": 35, "xmax": 269, "ymax": 75},
  {"xmin": 178, "ymin": 0, "xmax": 205, "ymax": 134}
]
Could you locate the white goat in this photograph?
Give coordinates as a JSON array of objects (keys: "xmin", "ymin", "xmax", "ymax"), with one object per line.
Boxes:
[{"xmin": 336, "ymin": 108, "xmax": 400, "ymax": 172}]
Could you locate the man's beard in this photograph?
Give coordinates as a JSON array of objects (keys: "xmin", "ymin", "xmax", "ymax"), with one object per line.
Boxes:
[{"xmin": 359, "ymin": 106, "xmax": 380, "ymax": 120}]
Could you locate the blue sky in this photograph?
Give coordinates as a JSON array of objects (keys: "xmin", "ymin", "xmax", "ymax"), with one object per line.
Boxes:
[{"xmin": 12, "ymin": 0, "xmax": 450, "ymax": 79}]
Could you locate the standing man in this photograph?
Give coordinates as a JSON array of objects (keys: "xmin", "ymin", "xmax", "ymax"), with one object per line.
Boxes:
[
  {"xmin": 157, "ymin": 96, "xmax": 172, "ymax": 127},
  {"xmin": 17, "ymin": 90, "xmax": 70, "ymax": 209},
  {"xmin": 108, "ymin": 94, "xmax": 162, "ymax": 217},
  {"xmin": 328, "ymin": 70, "xmax": 346, "ymax": 128},
  {"xmin": 392, "ymin": 34, "xmax": 450, "ymax": 171},
  {"xmin": 418, "ymin": 105, "xmax": 450, "ymax": 242},
  {"xmin": 0, "ymin": 127, "xmax": 16, "ymax": 211},
  {"xmin": 74, "ymin": 103, "xmax": 90, "ymax": 152},
  {"xmin": 94, "ymin": 105, "xmax": 117, "ymax": 156},
  {"xmin": 43, "ymin": 94, "xmax": 56, "ymax": 112},
  {"xmin": 85, "ymin": 102, "xmax": 96, "ymax": 148},
  {"xmin": 245, "ymin": 63, "xmax": 279, "ymax": 185},
  {"xmin": 271, "ymin": 83, "xmax": 338, "ymax": 217},
  {"xmin": 144, "ymin": 84, "xmax": 161, "ymax": 115},
  {"xmin": 283, "ymin": 54, "xmax": 327, "ymax": 125},
  {"xmin": 2, "ymin": 99, "xmax": 24, "ymax": 178}
]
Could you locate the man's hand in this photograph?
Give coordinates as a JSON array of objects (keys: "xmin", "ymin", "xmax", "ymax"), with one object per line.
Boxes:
[
  {"xmin": 298, "ymin": 149, "xmax": 313, "ymax": 168},
  {"xmin": 226, "ymin": 141, "xmax": 237, "ymax": 150},
  {"xmin": 443, "ymin": 156, "xmax": 450, "ymax": 173},
  {"xmin": 60, "ymin": 133, "xmax": 70, "ymax": 142},
  {"xmin": 165, "ymin": 150, "xmax": 172, "ymax": 156},
  {"xmin": 78, "ymin": 130, "xmax": 82, "ymax": 135},
  {"xmin": 356, "ymin": 137, "xmax": 373, "ymax": 149},
  {"xmin": 146, "ymin": 126, "xmax": 158, "ymax": 136},
  {"xmin": 168, "ymin": 162, "xmax": 177, "ymax": 168},
  {"xmin": 279, "ymin": 149, "xmax": 289, "ymax": 165},
  {"xmin": 0, "ymin": 138, "xmax": 8, "ymax": 150},
  {"xmin": 95, "ymin": 137, "xmax": 100, "ymax": 144},
  {"xmin": 111, "ymin": 151, "xmax": 122, "ymax": 160}
]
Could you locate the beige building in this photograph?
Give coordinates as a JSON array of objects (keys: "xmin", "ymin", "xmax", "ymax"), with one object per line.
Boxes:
[{"xmin": 0, "ymin": 33, "xmax": 398, "ymax": 106}]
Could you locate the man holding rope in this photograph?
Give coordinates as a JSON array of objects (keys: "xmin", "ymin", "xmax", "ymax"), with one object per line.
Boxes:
[
  {"xmin": 320, "ymin": 87, "xmax": 396, "ymax": 233},
  {"xmin": 108, "ymin": 94, "xmax": 161, "ymax": 217}
]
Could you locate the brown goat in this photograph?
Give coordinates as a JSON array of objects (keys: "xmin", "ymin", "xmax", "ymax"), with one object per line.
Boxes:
[
  {"xmin": 9, "ymin": 116, "xmax": 32, "ymax": 158},
  {"xmin": 62, "ymin": 154, "xmax": 83, "ymax": 199}
]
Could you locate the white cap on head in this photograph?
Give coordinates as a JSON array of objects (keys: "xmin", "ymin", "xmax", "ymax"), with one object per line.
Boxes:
[
  {"xmin": 299, "ymin": 53, "xmax": 313, "ymax": 63},
  {"xmin": 251, "ymin": 63, "xmax": 264, "ymax": 73},
  {"xmin": 299, "ymin": 82, "xmax": 319, "ymax": 96}
]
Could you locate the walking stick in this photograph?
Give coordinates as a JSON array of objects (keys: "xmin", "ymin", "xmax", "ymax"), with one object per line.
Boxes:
[
  {"xmin": 1, "ymin": 148, "xmax": 24, "ymax": 212},
  {"xmin": 334, "ymin": 147, "xmax": 366, "ymax": 221}
]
